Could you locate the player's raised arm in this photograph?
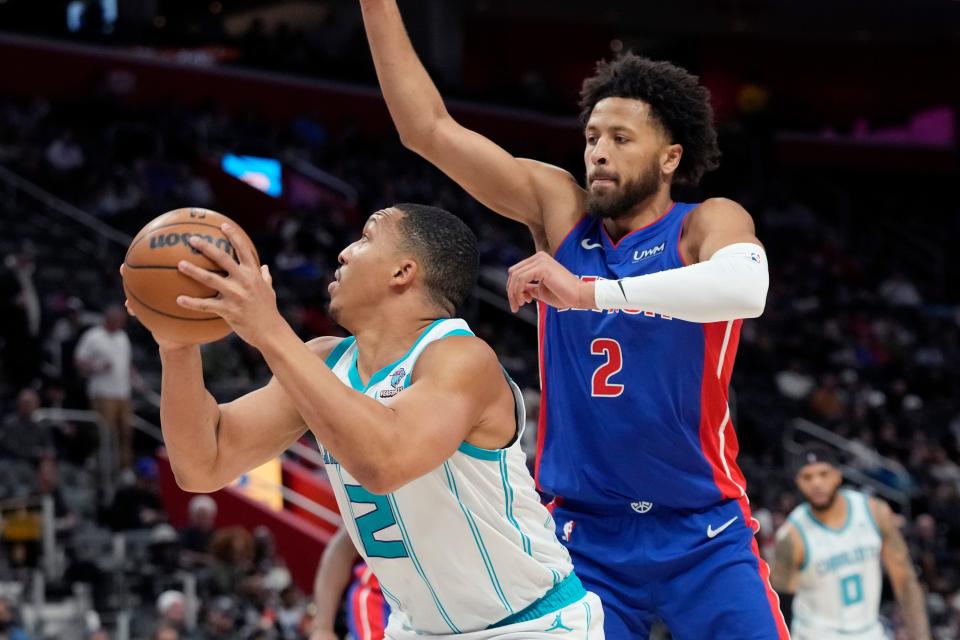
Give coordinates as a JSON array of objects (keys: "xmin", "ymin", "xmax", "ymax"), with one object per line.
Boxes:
[
  {"xmin": 769, "ymin": 522, "xmax": 802, "ymax": 628},
  {"xmin": 358, "ymin": 0, "xmax": 582, "ymax": 248},
  {"xmin": 873, "ymin": 499, "xmax": 932, "ymax": 640}
]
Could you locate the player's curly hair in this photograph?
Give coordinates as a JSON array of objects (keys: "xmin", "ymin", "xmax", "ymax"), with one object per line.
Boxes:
[{"xmin": 579, "ymin": 52, "xmax": 721, "ymax": 185}]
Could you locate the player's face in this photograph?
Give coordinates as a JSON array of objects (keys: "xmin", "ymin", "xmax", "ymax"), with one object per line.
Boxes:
[
  {"xmin": 329, "ymin": 209, "xmax": 404, "ymax": 326},
  {"xmin": 795, "ymin": 463, "xmax": 843, "ymax": 510},
  {"xmin": 584, "ymin": 97, "xmax": 672, "ymax": 220}
]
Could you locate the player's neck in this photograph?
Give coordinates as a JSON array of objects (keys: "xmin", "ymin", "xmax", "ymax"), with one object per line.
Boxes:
[
  {"xmin": 351, "ymin": 312, "xmax": 442, "ymax": 385},
  {"xmin": 809, "ymin": 492, "xmax": 848, "ymax": 528},
  {"xmin": 601, "ymin": 189, "xmax": 674, "ymax": 242}
]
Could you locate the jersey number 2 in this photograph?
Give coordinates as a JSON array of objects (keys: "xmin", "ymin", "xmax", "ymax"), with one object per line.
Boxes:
[
  {"xmin": 591, "ymin": 338, "xmax": 624, "ymax": 397},
  {"xmin": 345, "ymin": 484, "xmax": 409, "ymax": 559}
]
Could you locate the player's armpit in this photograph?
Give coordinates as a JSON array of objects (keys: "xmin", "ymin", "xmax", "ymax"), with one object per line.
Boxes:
[
  {"xmin": 366, "ymin": 336, "xmax": 513, "ymax": 493},
  {"xmin": 683, "ymin": 197, "xmax": 763, "ymax": 263},
  {"xmin": 875, "ymin": 499, "xmax": 932, "ymax": 640}
]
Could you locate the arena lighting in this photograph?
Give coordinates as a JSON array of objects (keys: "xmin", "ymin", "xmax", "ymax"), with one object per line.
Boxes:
[{"xmin": 221, "ymin": 153, "xmax": 283, "ymax": 197}]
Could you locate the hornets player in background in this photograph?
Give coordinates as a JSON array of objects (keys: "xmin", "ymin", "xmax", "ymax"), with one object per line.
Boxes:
[
  {"xmin": 770, "ymin": 447, "xmax": 930, "ymax": 640},
  {"xmin": 360, "ymin": 1, "xmax": 781, "ymax": 638},
  {"xmin": 125, "ymin": 204, "xmax": 605, "ymax": 639}
]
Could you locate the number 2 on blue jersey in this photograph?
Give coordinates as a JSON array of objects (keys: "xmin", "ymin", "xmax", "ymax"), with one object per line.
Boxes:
[
  {"xmin": 591, "ymin": 338, "xmax": 624, "ymax": 397},
  {"xmin": 345, "ymin": 484, "xmax": 409, "ymax": 559}
]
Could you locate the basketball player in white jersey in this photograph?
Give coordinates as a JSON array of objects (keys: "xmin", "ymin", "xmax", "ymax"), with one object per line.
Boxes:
[
  {"xmin": 125, "ymin": 203, "xmax": 604, "ymax": 639},
  {"xmin": 770, "ymin": 446, "xmax": 929, "ymax": 640}
]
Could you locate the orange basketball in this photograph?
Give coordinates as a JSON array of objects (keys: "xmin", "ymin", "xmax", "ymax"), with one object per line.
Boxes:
[{"xmin": 122, "ymin": 208, "xmax": 259, "ymax": 345}]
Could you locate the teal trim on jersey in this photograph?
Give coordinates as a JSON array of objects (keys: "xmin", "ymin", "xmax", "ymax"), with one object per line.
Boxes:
[
  {"xmin": 788, "ymin": 517, "xmax": 811, "ymax": 571},
  {"xmin": 443, "ymin": 461, "xmax": 513, "ymax": 614},
  {"xmin": 398, "ymin": 326, "xmax": 474, "ymax": 390},
  {"xmin": 550, "ymin": 568, "xmax": 561, "ymax": 587},
  {"xmin": 347, "ymin": 348, "xmax": 364, "ymax": 391},
  {"xmin": 379, "ymin": 583, "xmax": 401, "ymax": 610},
  {"xmin": 324, "ymin": 337, "xmax": 355, "ymax": 368},
  {"xmin": 349, "ymin": 318, "xmax": 447, "ymax": 392},
  {"xmin": 862, "ymin": 493, "xmax": 882, "ymax": 536},
  {"xmin": 499, "ymin": 451, "xmax": 532, "ymax": 556},
  {"xmin": 584, "ymin": 600, "xmax": 593, "ymax": 639},
  {"xmin": 457, "ymin": 441, "xmax": 503, "ymax": 461},
  {"xmin": 489, "ymin": 573, "xmax": 585, "ymax": 629},
  {"xmin": 386, "ymin": 493, "xmax": 460, "ymax": 633},
  {"xmin": 439, "ymin": 328, "xmax": 473, "ymax": 339},
  {"xmin": 805, "ymin": 491, "xmax": 852, "ymax": 534}
]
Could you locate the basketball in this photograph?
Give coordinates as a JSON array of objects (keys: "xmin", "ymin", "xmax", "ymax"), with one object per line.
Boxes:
[{"xmin": 122, "ymin": 208, "xmax": 259, "ymax": 344}]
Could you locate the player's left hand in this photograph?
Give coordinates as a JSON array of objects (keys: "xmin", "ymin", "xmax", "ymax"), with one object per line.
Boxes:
[
  {"xmin": 176, "ymin": 223, "xmax": 285, "ymax": 349},
  {"xmin": 506, "ymin": 251, "xmax": 595, "ymax": 312}
]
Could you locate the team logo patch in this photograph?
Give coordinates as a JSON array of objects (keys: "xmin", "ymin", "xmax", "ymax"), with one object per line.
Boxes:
[
  {"xmin": 562, "ymin": 519, "xmax": 576, "ymax": 542},
  {"xmin": 631, "ymin": 501, "xmax": 653, "ymax": 514},
  {"xmin": 379, "ymin": 367, "xmax": 406, "ymax": 398}
]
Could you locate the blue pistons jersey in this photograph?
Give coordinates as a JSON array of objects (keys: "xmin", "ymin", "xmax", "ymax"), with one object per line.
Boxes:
[{"xmin": 537, "ymin": 202, "xmax": 750, "ymax": 510}]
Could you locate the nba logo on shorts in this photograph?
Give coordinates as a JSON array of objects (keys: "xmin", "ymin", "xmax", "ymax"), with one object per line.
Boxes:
[
  {"xmin": 631, "ymin": 501, "xmax": 653, "ymax": 514},
  {"xmin": 562, "ymin": 520, "xmax": 576, "ymax": 542}
]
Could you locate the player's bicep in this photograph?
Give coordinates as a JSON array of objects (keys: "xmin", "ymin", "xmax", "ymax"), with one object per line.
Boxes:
[
  {"xmin": 688, "ymin": 198, "xmax": 763, "ymax": 262},
  {"xmin": 213, "ymin": 376, "xmax": 307, "ymax": 484}
]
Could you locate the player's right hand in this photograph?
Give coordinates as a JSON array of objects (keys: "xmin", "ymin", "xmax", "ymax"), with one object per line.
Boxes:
[{"xmin": 119, "ymin": 264, "xmax": 195, "ymax": 351}]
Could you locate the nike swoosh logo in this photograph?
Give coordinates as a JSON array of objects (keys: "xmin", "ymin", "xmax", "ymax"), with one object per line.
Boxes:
[
  {"xmin": 707, "ymin": 516, "xmax": 738, "ymax": 538},
  {"xmin": 581, "ymin": 239, "xmax": 602, "ymax": 250}
]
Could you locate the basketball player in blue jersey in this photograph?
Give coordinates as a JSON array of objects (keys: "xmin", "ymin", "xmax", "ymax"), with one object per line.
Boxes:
[
  {"xmin": 123, "ymin": 204, "xmax": 605, "ymax": 638},
  {"xmin": 770, "ymin": 447, "xmax": 930, "ymax": 640},
  {"xmin": 359, "ymin": 1, "xmax": 785, "ymax": 637}
]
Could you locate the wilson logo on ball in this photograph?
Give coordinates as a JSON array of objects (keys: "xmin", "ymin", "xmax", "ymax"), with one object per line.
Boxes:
[{"xmin": 149, "ymin": 233, "xmax": 235, "ymax": 257}]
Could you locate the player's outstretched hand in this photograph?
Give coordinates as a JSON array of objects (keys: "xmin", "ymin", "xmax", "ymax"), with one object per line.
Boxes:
[
  {"xmin": 175, "ymin": 223, "xmax": 285, "ymax": 350},
  {"xmin": 506, "ymin": 251, "xmax": 595, "ymax": 312}
]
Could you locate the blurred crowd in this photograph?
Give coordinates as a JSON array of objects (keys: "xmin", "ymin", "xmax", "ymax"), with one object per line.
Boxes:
[{"xmin": 0, "ymin": 86, "xmax": 958, "ymax": 638}]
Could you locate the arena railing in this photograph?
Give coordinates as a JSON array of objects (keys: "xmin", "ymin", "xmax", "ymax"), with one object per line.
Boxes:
[{"xmin": 783, "ymin": 417, "xmax": 912, "ymax": 518}]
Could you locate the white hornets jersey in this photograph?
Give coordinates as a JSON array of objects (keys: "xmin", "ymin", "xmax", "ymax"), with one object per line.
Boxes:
[
  {"xmin": 788, "ymin": 489, "xmax": 886, "ymax": 640},
  {"xmin": 319, "ymin": 318, "xmax": 578, "ymax": 636}
]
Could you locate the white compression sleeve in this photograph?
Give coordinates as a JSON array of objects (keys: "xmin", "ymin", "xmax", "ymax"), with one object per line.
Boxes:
[{"xmin": 593, "ymin": 243, "xmax": 769, "ymax": 322}]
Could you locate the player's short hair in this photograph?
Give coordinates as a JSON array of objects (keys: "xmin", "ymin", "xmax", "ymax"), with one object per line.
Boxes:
[
  {"xmin": 578, "ymin": 52, "xmax": 721, "ymax": 186},
  {"xmin": 393, "ymin": 203, "xmax": 479, "ymax": 315}
]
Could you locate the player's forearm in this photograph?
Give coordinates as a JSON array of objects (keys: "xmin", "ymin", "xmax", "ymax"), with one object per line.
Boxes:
[
  {"xmin": 592, "ymin": 243, "xmax": 768, "ymax": 322},
  {"xmin": 359, "ymin": 0, "xmax": 449, "ymax": 150},
  {"xmin": 258, "ymin": 325, "xmax": 402, "ymax": 491},
  {"xmin": 893, "ymin": 577, "xmax": 931, "ymax": 640},
  {"xmin": 159, "ymin": 345, "xmax": 222, "ymax": 490},
  {"xmin": 313, "ymin": 529, "xmax": 358, "ymax": 631}
]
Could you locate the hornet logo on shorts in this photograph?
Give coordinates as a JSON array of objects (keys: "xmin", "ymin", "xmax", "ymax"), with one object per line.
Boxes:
[{"xmin": 379, "ymin": 368, "xmax": 406, "ymax": 398}]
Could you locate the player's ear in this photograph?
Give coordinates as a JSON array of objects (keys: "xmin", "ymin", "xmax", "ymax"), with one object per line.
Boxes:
[
  {"xmin": 662, "ymin": 143, "xmax": 683, "ymax": 177},
  {"xmin": 392, "ymin": 259, "xmax": 419, "ymax": 287}
]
